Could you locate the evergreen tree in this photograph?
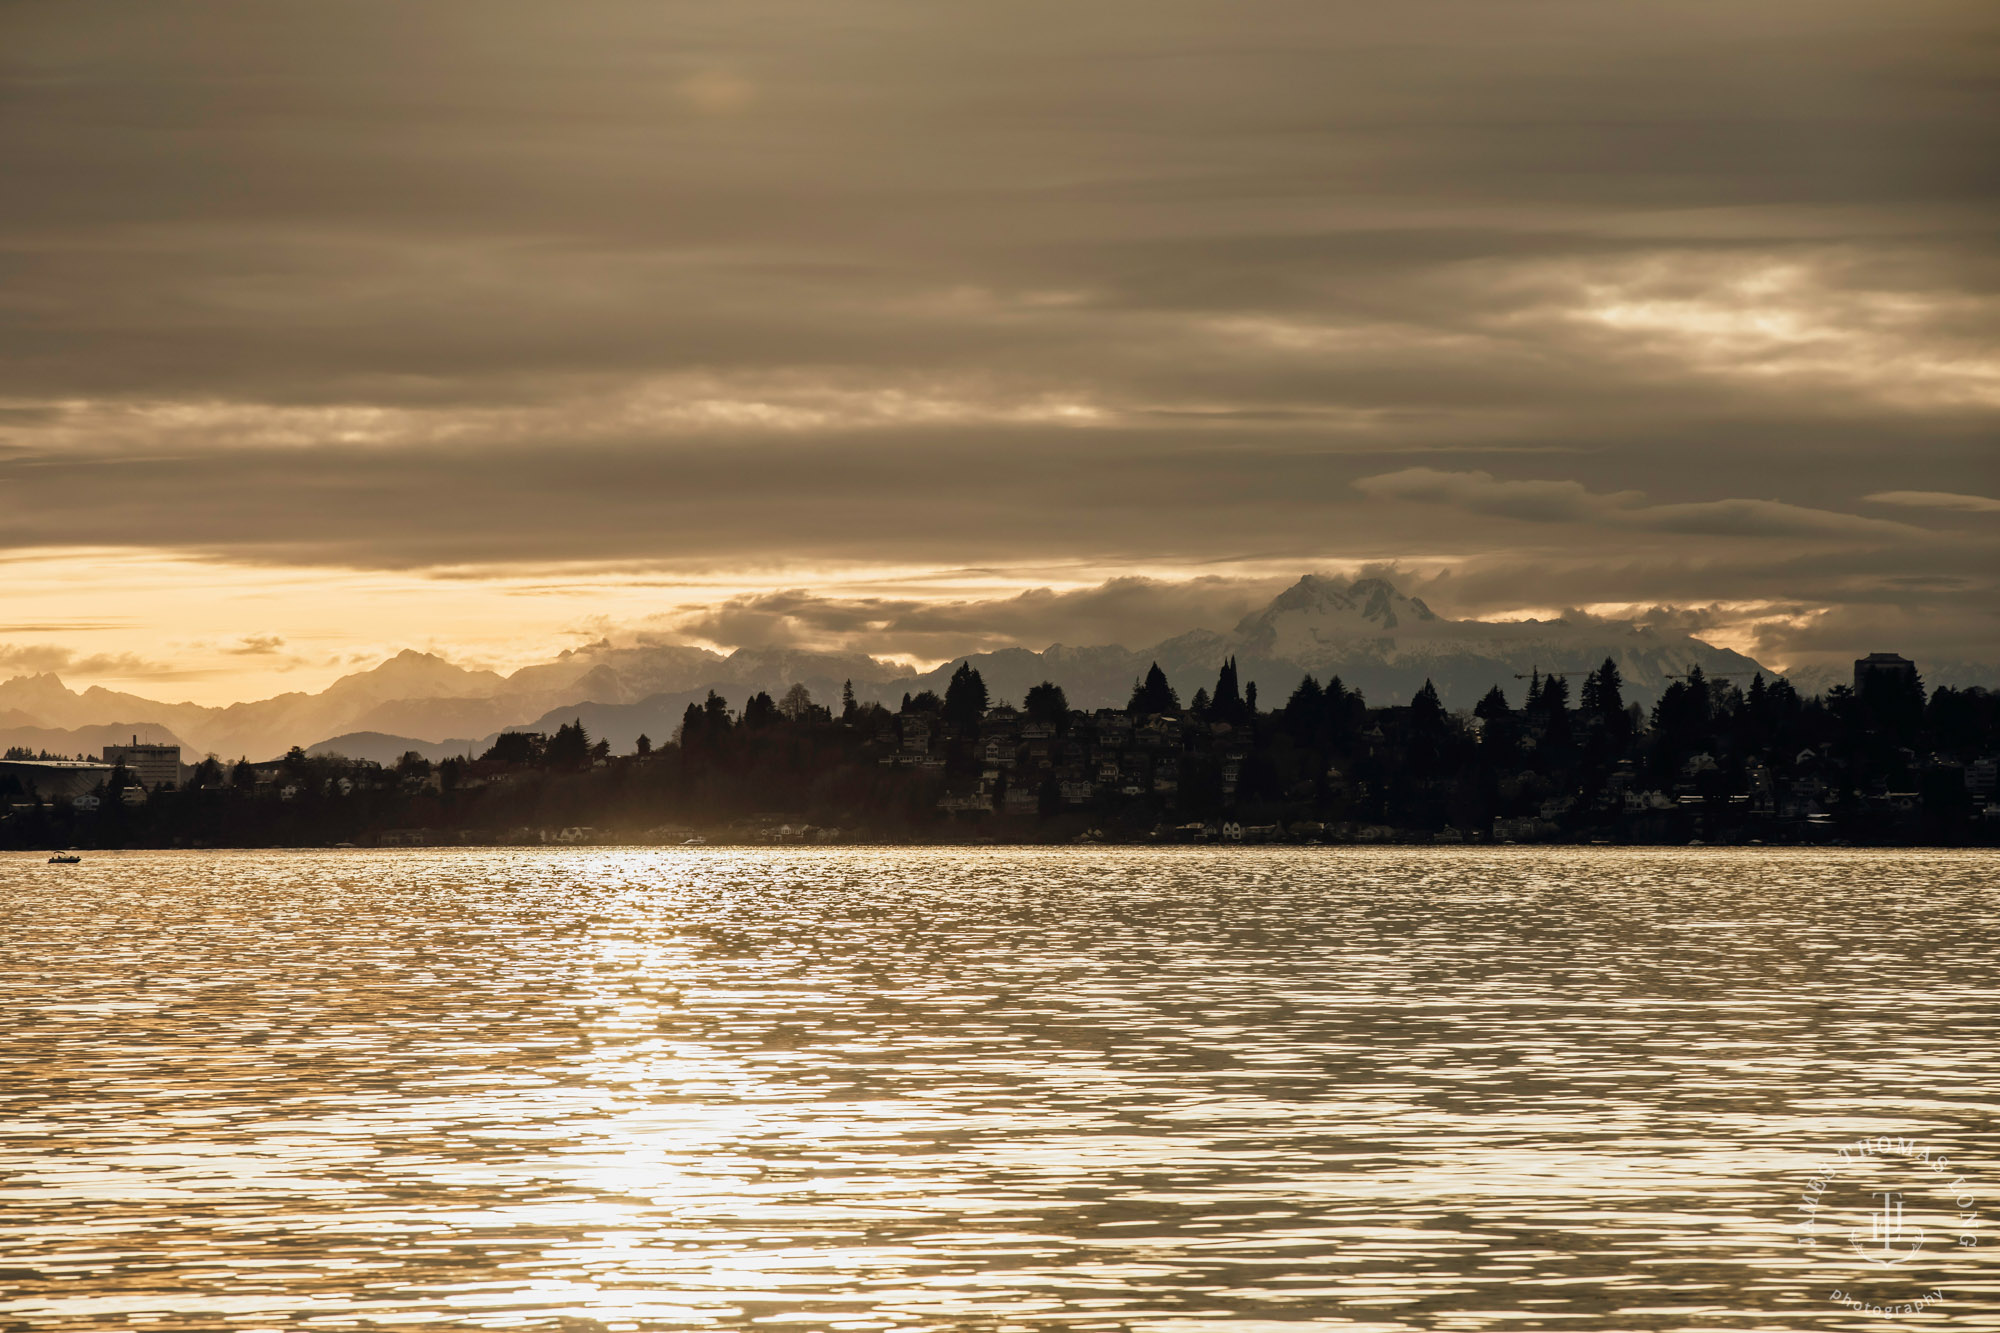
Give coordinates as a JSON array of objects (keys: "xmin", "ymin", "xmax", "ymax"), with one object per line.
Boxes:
[
  {"xmin": 1535, "ymin": 672, "xmax": 1570, "ymax": 720},
  {"xmin": 1405, "ymin": 679, "xmax": 1452, "ymax": 778},
  {"xmin": 1527, "ymin": 672, "xmax": 1573, "ymax": 763},
  {"xmin": 483, "ymin": 731, "xmax": 544, "ymax": 765},
  {"xmin": 1283, "ymin": 674, "xmax": 1323, "ymax": 741},
  {"xmin": 1473, "ymin": 685, "xmax": 1516, "ymax": 756},
  {"xmin": 1126, "ymin": 662, "xmax": 1180, "ymax": 716},
  {"xmin": 546, "ymin": 719, "xmax": 592, "ymax": 769},
  {"xmin": 1684, "ymin": 666, "xmax": 1711, "ymax": 724},
  {"xmin": 1212, "ymin": 657, "xmax": 1242, "ymax": 721},
  {"xmin": 1925, "ymin": 686, "xmax": 2000, "ymax": 761},
  {"xmin": 1648, "ymin": 679, "xmax": 1707, "ymax": 777},
  {"xmin": 703, "ymin": 690, "xmax": 732, "ymax": 729},
  {"xmin": 841, "ymin": 679, "xmax": 858, "ymax": 722},
  {"xmin": 1037, "ymin": 776, "xmax": 1063, "ymax": 817},
  {"xmin": 943, "ymin": 663, "xmax": 989, "ymax": 728},
  {"xmin": 1580, "ymin": 658, "xmax": 1628, "ymax": 747},
  {"xmin": 1023, "ymin": 680, "xmax": 1069, "ymax": 727},
  {"xmin": 1410, "ymin": 679, "xmax": 1446, "ymax": 729},
  {"xmin": 1323, "ymin": 675, "xmax": 1365, "ymax": 743}
]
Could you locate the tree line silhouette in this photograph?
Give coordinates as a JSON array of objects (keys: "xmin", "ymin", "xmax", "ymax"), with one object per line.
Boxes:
[{"xmin": 2, "ymin": 655, "xmax": 1993, "ymax": 848}]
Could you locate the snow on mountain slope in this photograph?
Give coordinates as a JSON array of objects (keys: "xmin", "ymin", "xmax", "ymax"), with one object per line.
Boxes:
[
  {"xmin": 1174, "ymin": 576, "xmax": 1758, "ymax": 701},
  {"xmin": 9, "ymin": 574, "xmax": 1978, "ymax": 758}
]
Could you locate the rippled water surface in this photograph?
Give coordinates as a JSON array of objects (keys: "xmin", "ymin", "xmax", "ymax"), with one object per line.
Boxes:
[{"xmin": 4, "ymin": 847, "xmax": 1998, "ymax": 1331}]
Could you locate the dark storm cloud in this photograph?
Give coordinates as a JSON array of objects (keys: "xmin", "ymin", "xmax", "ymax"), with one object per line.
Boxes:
[
  {"xmin": 664, "ymin": 577, "xmax": 1286, "ymax": 658},
  {"xmin": 1353, "ymin": 467, "xmax": 1932, "ymax": 540},
  {"xmin": 2, "ymin": 0, "xmax": 1996, "ymax": 665}
]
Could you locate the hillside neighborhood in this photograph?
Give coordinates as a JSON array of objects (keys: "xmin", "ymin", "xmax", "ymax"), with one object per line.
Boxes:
[{"xmin": 4, "ymin": 645, "xmax": 1994, "ymax": 849}]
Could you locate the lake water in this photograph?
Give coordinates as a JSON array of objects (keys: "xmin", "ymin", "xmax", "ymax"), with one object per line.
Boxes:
[{"xmin": 3, "ymin": 847, "xmax": 1997, "ymax": 1331}]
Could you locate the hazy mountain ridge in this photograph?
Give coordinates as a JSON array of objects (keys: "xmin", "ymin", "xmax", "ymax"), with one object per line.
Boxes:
[
  {"xmin": 6, "ymin": 576, "xmax": 1991, "ymax": 763},
  {"xmin": 0, "ymin": 644, "xmax": 738, "ymax": 763},
  {"xmin": 882, "ymin": 577, "xmax": 1773, "ymax": 718},
  {"xmin": 304, "ymin": 579, "xmax": 1797, "ymax": 759},
  {"xmin": 0, "ymin": 722, "xmax": 197, "ymax": 763}
]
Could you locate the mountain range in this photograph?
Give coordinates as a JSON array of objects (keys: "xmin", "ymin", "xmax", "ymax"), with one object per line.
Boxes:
[{"xmin": 1, "ymin": 575, "xmax": 1980, "ymax": 765}]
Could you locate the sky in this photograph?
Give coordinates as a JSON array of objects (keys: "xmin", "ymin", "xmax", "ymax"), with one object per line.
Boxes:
[{"xmin": 2, "ymin": 0, "xmax": 1996, "ymax": 705}]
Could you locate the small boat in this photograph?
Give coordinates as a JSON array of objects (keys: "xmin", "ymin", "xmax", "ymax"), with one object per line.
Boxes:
[{"xmin": 47, "ymin": 854, "xmax": 81, "ymax": 865}]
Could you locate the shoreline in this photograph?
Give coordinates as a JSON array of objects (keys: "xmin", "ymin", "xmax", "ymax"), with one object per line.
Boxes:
[{"xmin": 18, "ymin": 834, "xmax": 1993, "ymax": 853}]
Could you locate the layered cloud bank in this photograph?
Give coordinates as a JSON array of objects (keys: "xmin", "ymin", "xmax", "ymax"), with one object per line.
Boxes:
[
  {"xmin": 1, "ymin": 1, "xmax": 1995, "ymax": 691},
  {"xmin": 8, "ymin": 575, "xmax": 1994, "ymax": 766}
]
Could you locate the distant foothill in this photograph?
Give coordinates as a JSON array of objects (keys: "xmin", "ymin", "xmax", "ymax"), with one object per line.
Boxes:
[{"xmin": 3, "ymin": 647, "xmax": 1993, "ymax": 850}]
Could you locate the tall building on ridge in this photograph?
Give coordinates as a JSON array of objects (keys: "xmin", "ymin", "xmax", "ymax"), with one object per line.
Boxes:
[
  {"xmin": 102, "ymin": 737, "xmax": 183, "ymax": 790},
  {"xmin": 1852, "ymin": 652, "xmax": 1918, "ymax": 695}
]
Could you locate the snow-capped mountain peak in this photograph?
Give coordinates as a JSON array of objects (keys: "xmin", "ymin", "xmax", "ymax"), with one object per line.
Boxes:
[{"xmin": 1232, "ymin": 575, "xmax": 1439, "ymax": 658}]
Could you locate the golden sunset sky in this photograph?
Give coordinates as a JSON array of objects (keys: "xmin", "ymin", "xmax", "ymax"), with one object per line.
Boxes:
[{"xmin": 3, "ymin": 1, "xmax": 1995, "ymax": 704}]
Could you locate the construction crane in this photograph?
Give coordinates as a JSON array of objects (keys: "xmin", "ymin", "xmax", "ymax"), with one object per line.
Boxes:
[
  {"xmin": 1512, "ymin": 667, "xmax": 1589, "ymax": 680},
  {"xmin": 1663, "ymin": 669, "xmax": 1755, "ymax": 680}
]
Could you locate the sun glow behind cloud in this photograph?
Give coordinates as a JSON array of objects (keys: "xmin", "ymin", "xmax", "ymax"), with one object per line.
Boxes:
[
  {"xmin": 1556, "ymin": 254, "xmax": 2000, "ymax": 409},
  {"xmin": 0, "ymin": 551, "xmax": 1335, "ymax": 703},
  {"xmin": 0, "ymin": 0, "xmax": 1995, "ymax": 695},
  {"xmin": 5, "ymin": 376, "xmax": 1113, "ymax": 455},
  {"xmin": 8, "ymin": 537, "xmax": 1935, "ymax": 707}
]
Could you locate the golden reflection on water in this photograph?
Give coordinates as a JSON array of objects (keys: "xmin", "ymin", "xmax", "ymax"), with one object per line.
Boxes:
[{"xmin": 2, "ymin": 847, "xmax": 1997, "ymax": 1331}]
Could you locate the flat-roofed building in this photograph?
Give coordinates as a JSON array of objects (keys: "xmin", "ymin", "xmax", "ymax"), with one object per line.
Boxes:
[
  {"xmin": 102, "ymin": 737, "xmax": 183, "ymax": 790},
  {"xmin": 1853, "ymin": 652, "xmax": 1918, "ymax": 693},
  {"xmin": 0, "ymin": 759, "xmax": 115, "ymax": 801}
]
